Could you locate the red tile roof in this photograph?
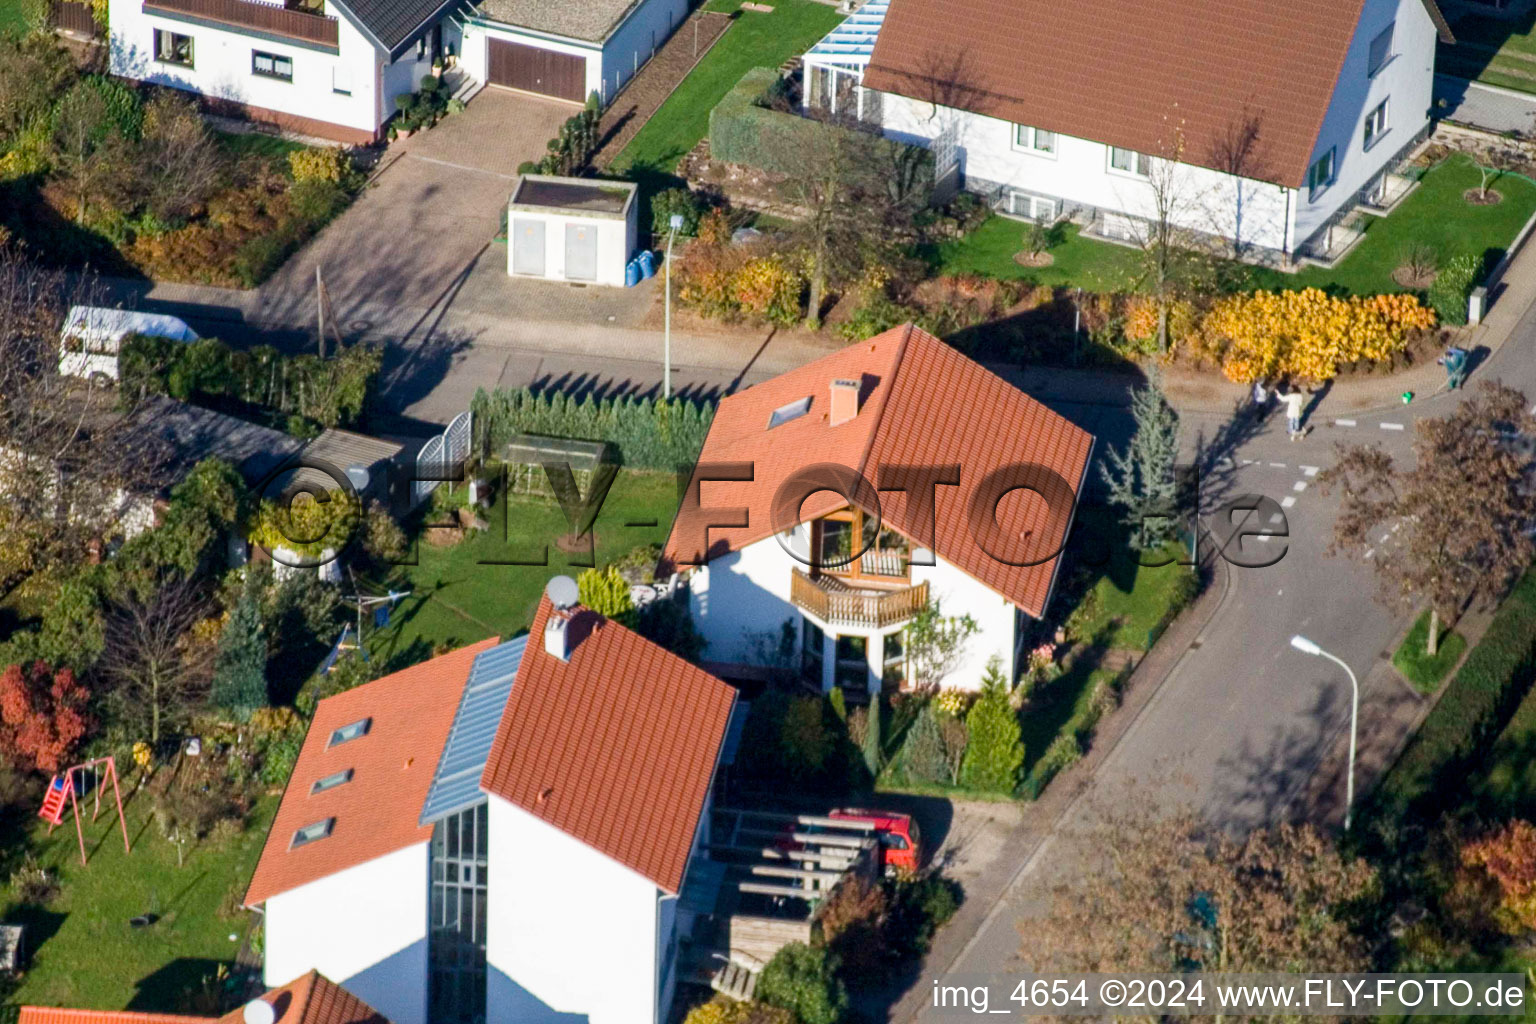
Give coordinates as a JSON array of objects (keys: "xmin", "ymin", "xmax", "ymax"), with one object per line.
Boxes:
[
  {"xmin": 479, "ymin": 597, "xmax": 737, "ymax": 893},
  {"xmin": 18, "ymin": 972, "xmax": 390, "ymax": 1024},
  {"xmin": 659, "ymin": 324, "xmax": 1094, "ymax": 619},
  {"xmin": 17, "ymin": 1012, "xmax": 209, "ymax": 1024},
  {"xmin": 216, "ymin": 971, "xmax": 390, "ymax": 1024},
  {"xmin": 861, "ymin": 0, "xmax": 1452, "ymax": 189},
  {"xmin": 245, "ymin": 638, "xmax": 500, "ymax": 907}
]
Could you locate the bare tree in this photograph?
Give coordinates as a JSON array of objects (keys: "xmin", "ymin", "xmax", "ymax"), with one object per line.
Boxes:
[
  {"xmin": 1121, "ymin": 120, "xmax": 1213, "ymax": 352},
  {"xmin": 99, "ymin": 577, "xmax": 215, "ymax": 745},
  {"xmin": 136, "ymin": 92, "xmax": 224, "ymax": 224},
  {"xmin": 1477, "ymin": 147, "xmax": 1521, "ymax": 201},
  {"xmin": 1318, "ymin": 382, "xmax": 1536, "ymax": 655},
  {"xmin": 50, "ymin": 79, "xmax": 134, "ymax": 224},
  {"xmin": 0, "ymin": 251, "xmax": 161, "ymax": 595}
]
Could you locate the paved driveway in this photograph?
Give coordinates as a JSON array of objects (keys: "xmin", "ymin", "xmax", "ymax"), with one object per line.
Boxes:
[{"xmin": 257, "ymin": 89, "xmax": 573, "ymax": 324}]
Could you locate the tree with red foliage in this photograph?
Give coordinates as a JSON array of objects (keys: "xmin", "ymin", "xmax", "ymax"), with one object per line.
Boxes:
[
  {"xmin": 0, "ymin": 661, "xmax": 92, "ymax": 774},
  {"xmin": 1462, "ymin": 819, "xmax": 1536, "ymax": 935}
]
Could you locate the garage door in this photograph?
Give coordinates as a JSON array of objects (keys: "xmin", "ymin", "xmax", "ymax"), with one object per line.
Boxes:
[{"xmin": 487, "ymin": 39, "xmax": 585, "ymax": 102}]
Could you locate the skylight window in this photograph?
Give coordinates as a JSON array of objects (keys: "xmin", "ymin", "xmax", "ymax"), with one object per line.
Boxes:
[
  {"xmin": 290, "ymin": 818, "xmax": 334, "ymax": 849},
  {"xmin": 311, "ymin": 768, "xmax": 354, "ymax": 795},
  {"xmin": 328, "ymin": 718, "xmax": 371, "ymax": 747},
  {"xmin": 768, "ymin": 397, "xmax": 812, "ymax": 430}
]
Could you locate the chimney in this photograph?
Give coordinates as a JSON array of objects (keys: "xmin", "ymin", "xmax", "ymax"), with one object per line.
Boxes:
[
  {"xmin": 829, "ymin": 378, "xmax": 860, "ymax": 427},
  {"xmin": 544, "ymin": 610, "xmax": 571, "ymax": 661}
]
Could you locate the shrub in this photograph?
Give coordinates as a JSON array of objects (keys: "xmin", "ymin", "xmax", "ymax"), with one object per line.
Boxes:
[
  {"xmin": 898, "ymin": 703, "xmax": 949, "ymax": 784},
  {"xmin": 1199, "ymin": 287, "xmax": 1437, "ymax": 383},
  {"xmin": 248, "ymin": 491, "xmax": 360, "ymax": 561},
  {"xmin": 1374, "ymin": 571, "xmax": 1536, "ymax": 819},
  {"xmin": 820, "ymin": 874, "xmax": 890, "ymax": 977},
  {"xmin": 577, "ymin": 565, "xmax": 637, "ymax": 628},
  {"xmin": 1428, "ymin": 253, "xmax": 1481, "ymax": 328},
  {"xmin": 9, "ymin": 856, "xmax": 57, "ymax": 904},
  {"xmin": 211, "ymin": 577, "xmax": 267, "ymax": 718},
  {"xmin": 886, "ymin": 873, "xmax": 962, "ymax": 956},
  {"xmin": 960, "ymin": 658, "xmax": 1024, "ymax": 793},
  {"xmin": 0, "ymin": 661, "xmax": 91, "ymax": 773},
  {"xmin": 1461, "ymin": 820, "xmax": 1536, "ymax": 934},
  {"xmin": 651, "ymin": 188, "xmax": 703, "ymax": 239},
  {"xmin": 637, "ymin": 597, "xmax": 706, "ymax": 663},
  {"xmin": 756, "ymin": 942, "xmax": 847, "ymax": 1024}
]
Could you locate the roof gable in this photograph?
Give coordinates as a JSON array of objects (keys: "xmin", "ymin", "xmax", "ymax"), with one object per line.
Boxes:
[
  {"xmin": 216, "ymin": 971, "xmax": 390, "ymax": 1024},
  {"xmin": 860, "ymin": 0, "xmax": 1451, "ymax": 188},
  {"xmin": 479, "ymin": 597, "xmax": 737, "ymax": 893},
  {"xmin": 244, "ymin": 638, "xmax": 499, "ymax": 907},
  {"xmin": 658, "ymin": 325, "xmax": 1094, "ymax": 618}
]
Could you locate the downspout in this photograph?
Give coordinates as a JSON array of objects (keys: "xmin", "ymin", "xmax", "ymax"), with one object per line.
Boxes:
[{"xmin": 1282, "ymin": 185, "xmax": 1293, "ymax": 262}]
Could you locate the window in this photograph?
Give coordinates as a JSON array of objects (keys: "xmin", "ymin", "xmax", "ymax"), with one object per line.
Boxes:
[
  {"xmin": 1005, "ymin": 190, "xmax": 1058, "ymax": 222},
  {"xmin": 290, "ymin": 818, "xmax": 334, "ymax": 848},
  {"xmin": 328, "ymin": 717, "xmax": 371, "ymax": 747},
  {"xmin": 252, "ymin": 50, "xmax": 293, "ymax": 81},
  {"xmin": 1368, "ymin": 22, "xmax": 1395, "ymax": 77},
  {"xmin": 429, "ymin": 803, "xmax": 488, "ymax": 1024},
  {"xmin": 801, "ymin": 619, "xmax": 825, "ymax": 683},
  {"xmin": 768, "ymin": 396, "xmax": 812, "ymax": 429},
  {"xmin": 332, "ymin": 64, "xmax": 352, "ymax": 95},
  {"xmin": 882, "ymin": 629, "xmax": 905, "ymax": 688},
  {"xmin": 813, "ymin": 509, "xmax": 911, "ymax": 581},
  {"xmin": 310, "ymin": 768, "xmax": 353, "ymax": 794},
  {"xmin": 153, "ymin": 29, "xmax": 193, "ymax": 67},
  {"xmin": 1363, "ymin": 99, "xmax": 1389, "ymax": 149},
  {"xmin": 1307, "ymin": 148, "xmax": 1335, "ymax": 197},
  {"xmin": 1109, "ymin": 146, "xmax": 1150, "ymax": 177},
  {"xmin": 834, "ymin": 635, "xmax": 868, "ymax": 692},
  {"xmin": 1013, "ymin": 125, "xmax": 1056, "ymax": 155}
]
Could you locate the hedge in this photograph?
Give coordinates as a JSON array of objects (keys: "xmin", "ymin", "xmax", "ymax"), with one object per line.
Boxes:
[
  {"xmin": 709, "ymin": 67, "xmax": 934, "ymax": 190},
  {"xmin": 470, "ymin": 386, "xmax": 714, "ymax": 472},
  {"xmin": 1371, "ymin": 571, "xmax": 1536, "ymax": 821}
]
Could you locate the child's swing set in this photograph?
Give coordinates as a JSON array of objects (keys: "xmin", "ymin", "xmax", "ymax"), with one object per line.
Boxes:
[{"xmin": 36, "ymin": 756, "xmax": 130, "ymax": 865}]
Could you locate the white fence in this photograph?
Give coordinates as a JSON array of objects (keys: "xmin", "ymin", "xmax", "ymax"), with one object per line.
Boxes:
[{"xmin": 412, "ymin": 410, "xmax": 473, "ymax": 507}]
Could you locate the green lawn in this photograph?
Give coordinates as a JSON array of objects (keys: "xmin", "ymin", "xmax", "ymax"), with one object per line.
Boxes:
[
  {"xmin": 215, "ymin": 131, "xmax": 308, "ymax": 167},
  {"xmin": 2, "ymin": 790, "xmax": 276, "ymax": 1012},
  {"xmin": 1473, "ymin": 681, "xmax": 1536, "ymax": 820},
  {"xmin": 0, "ymin": 0, "xmax": 29, "ymax": 36},
  {"xmin": 365, "ymin": 471, "xmax": 679, "ymax": 663},
  {"xmin": 1391, "ymin": 610, "xmax": 1467, "ymax": 695},
  {"xmin": 1437, "ymin": 14, "xmax": 1536, "ymax": 96},
  {"xmin": 931, "ymin": 155, "xmax": 1536, "ymax": 299},
  {"xmin": 608, "ymin": 0, "xmax": 845, "ymax": 177},
  {"xmin": 1063, "ymin": 508, "xmax": 1196, "ymax": 654}
]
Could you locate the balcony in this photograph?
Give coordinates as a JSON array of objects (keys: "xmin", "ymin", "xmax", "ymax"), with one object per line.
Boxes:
[
  {"xmin": 143, "ymin": 0, "xmax": 338, "ymax": 49},
  {"xmin": 790, "ymin": 568, "xmax": 928, "ymax": 629}
]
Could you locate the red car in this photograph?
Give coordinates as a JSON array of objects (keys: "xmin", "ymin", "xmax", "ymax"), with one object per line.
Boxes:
[{"xmin": 831, "ymin": 808, "xmax": 922, "ymax": 875}]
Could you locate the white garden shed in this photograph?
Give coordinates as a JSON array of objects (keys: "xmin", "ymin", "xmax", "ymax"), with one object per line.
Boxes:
[{"xmin": 506, "ymin": 175, "xmax": 638, "ymax": 287}]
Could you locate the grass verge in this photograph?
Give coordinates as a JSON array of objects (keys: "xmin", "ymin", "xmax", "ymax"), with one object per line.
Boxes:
[{"xmin": 1392, "ymin": 610, "xmax": 1468, "ymax": 695}]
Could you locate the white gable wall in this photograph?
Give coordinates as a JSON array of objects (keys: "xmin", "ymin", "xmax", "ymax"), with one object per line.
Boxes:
[
  {"xmin": 688, "ymin": 527, "xmax": 1018, "ymax": 690},
  {"xmin": 262, "ymin": 842, "xmax": 430, "ymax": 1024},
  {"xmin": 1292, "ymin": 0, "xmax": 1438, "ymax": 249},
  {"xmin": 108, "ymin": 0, "xmax": 385, "ymax": 136},
  {"xmin": 484, "ymin": 793, "xmax": 665, "ymax": 1024}
]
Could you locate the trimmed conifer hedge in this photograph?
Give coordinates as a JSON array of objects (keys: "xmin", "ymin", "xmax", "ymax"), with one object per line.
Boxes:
[{"xmin": 470, "ymin": 386, "xmax": 714, "ymax": 472}]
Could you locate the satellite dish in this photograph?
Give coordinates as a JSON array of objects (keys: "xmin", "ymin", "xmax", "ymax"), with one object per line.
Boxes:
[
  {"xmin": 242, "ymin": 1000, "xmax": 276, "ymax": 1024},
  {"xmin": 344, "ymin": 464, "xmax": 370, "ymax": 492},
  {"xmin": 545, "ymin": 575, "xmax": 580, "ymax": 610}
]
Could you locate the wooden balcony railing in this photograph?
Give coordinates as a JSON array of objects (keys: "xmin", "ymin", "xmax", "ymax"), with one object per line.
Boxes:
[
  {"xmin": 143, "ymin": 0, "xmax": 338, "ymax": 48},
  {"xmin": 790, "ymin": 568, "xmax": 929, "ymax": 629}
]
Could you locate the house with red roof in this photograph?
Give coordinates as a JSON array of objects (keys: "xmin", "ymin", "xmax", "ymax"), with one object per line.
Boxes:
[
  {"xmin": 18, "ymin": 969, "xmax": 390, "ymax": 1024},
  {"xmin": 800, "ymin": 0, "xmax": 1452, "ymax": 265},
  {"xmin": 243, "ymin": 594, "xmax": 737, "ymax": 1024},
  {"xmin": 658, "ymin": 324, "xmax": 1094, "ymax": 695}
]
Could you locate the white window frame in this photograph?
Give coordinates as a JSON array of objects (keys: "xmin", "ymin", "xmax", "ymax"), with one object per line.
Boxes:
[
  {"xmin": 1108, "ymin": 146, "xmax": 1151, "ymax": 178},
  {"xmin": 1307, "ymin": 147, "xmax": 1336, "ymax": 199},
  {"xmin": 1363, "ymin": 99, "xmax": 1389, "ymax": 150},
  {"xmin": 1368, "ymin": 22, "xmax": 1395, "ymax": 78},
  {"xmin": 1011, "ymin": 124, "xmax": 1057, "ymax": 157},
  {"xmin": 1004, "ymin": 189, "xmax": 1058, "ymax": 222}
]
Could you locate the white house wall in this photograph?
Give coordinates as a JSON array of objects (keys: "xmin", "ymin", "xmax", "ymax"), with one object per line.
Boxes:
[
  {"xmin": 108, "ymin": 1, "xmax": 383, "ymax": 135},
  {"xmin": 381, "ymin": 45, "xmax": 435, "ymax": 124},
  {"xmin": 880, "ymin": 95, "xmax": 1293, "ymax": 253},
  {"xmin": 598, "ymin": 0, "xmax": 687, "ymax": 100},
  {"xmin": 688, "ymin": 528, "xmax": 1018, "ymax": 691},
  {"xmin": 262, "ymin": 842, "xmax": 430, "ymax": 1024},
  {"xmin": 1292, "ymin": 0, "xmax": 1437, "ymax": 249},
  {"xmin": 484, "ymin": 794, "xmax": 665, "ymax": 1024}
]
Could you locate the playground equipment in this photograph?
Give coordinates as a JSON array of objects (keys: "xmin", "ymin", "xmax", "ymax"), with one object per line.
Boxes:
[{"xmin": 37, "ymin": 756, "xmax": 130, "ymax": 865}]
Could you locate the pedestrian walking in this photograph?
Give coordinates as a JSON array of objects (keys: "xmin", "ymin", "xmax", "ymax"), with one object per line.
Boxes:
[
  {"xmin": 1277, "ymin": 384, "xmax": 1306, "ymax": 440},
  {"xmin": 1437, "ymin": 346, "xmax": 1468, "ymax": 390},
  {"xmin": 1250, "ymin": 378, "xmax": 1271, "ymax": 421}
]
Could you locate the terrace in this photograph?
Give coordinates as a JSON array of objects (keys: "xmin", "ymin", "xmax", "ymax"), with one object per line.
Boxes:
[{"xmin": 142, "ymin": 0, "xmax": 338, "ymax": 50}]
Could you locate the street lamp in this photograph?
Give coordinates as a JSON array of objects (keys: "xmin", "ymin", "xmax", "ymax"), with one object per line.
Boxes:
[
  {"xmin": 1289, "ymin": 634, "xmax": 1360, "ymax": 830},
  {"xmin": 663, "ymin": 212, "xmax": 684, "ymax": 400}
]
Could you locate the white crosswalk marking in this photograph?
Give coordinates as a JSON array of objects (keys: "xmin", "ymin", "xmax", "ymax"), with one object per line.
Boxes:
[
  {"xmin": 1381, "ymin": 422, "xmax": 1405, "ymax": 431},
  {"xmin": 1293, "ymin": 481, "xmax": 1307, "ymax": 492},
  {"xmin": 1300, "ymin": 465, "xmax": 1319, "ymax": 477},
  {"xmin": 1281, "ymin": 496, "xmax": 1296, "ymax": 508},
  {"xmin": 1336, "ymin": 419, "xmax": 1357, "ymax": 427}
]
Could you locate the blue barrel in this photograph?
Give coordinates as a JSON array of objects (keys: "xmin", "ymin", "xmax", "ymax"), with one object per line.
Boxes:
[
  {"xmin": 624, "ymin": 258, "xmax": 641, "ymax": 288},
  {"xmin": 638, "ymin": 249, "xmax": 656, "ymax": 279}
]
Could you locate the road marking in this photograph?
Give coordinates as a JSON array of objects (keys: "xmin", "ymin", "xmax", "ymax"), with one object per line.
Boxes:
[
  {"xmin": 1269, "ymin": 513, "xmax": 1284, "ymax": 524},
  {"xmin": 1301, "ymin": 465, "xmax": 1319, "ymax": 476},
  {"xmin": 1255, "ymin": 534, "xmax": 1271, "ymax": 543},
  {"xmin": 1381, "ymin": 422, "xmax": 1406, "ymax": 431},
  {"xmin": 1281, "ymin": 496, "xmax": 1297, "ymax": 508},
  {"xmin": 1364, "ymin": 547, "xmax": 1375, "ymax": 560},
  {"xmin": 1336, "ymin": 418, "xmax": 1357, "ymax": 427},
  {"xmin": 1293, "ymin": 481, "xmax": 1308, "ymax": 492},
  {"xmin": 1269, "ymin": 462, "xmax": 1287, "ymax": 468}
]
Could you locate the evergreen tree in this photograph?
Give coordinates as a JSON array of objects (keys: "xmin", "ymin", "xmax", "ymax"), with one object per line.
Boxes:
[
  {"xmin": 1100, "ymin": 367, "xmax": 1181, "ymax": 550},
  {"xmin": 899, "ymin": 703, "xmax": 949, "ymax": 784},
  {"xmin": 211, "ymin": 576, "xmax": 268, "ymax": 718},
  {"xmin": 960, "ymin": 657, "xmax": 1024, "ymax": 793},
  {"xmin": 861, "ymin": 691, "xmax": 882, "ymax": 778},
  {"xmin": 576, "ymin": 566, "xmax": 637, "ymax": 628}
]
